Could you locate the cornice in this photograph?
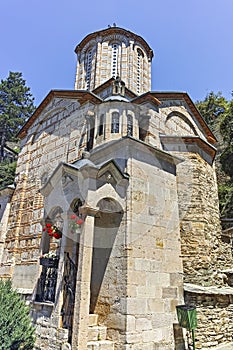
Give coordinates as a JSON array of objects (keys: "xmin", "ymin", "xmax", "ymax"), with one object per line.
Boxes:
[
  {"xmin": 152, "ymin": 91, "xmax": 217, "ymax": 144},
  {"xmin": 74, "ymin": 27, "xmax": 153, "ymax": 59},
  {"xmin": 18, "ymin": 90, "xmax": 102, "ymax": 139}
]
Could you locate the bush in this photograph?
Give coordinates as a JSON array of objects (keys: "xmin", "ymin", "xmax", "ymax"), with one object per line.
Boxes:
[{"xmin": 0, "ymin": 279, "xmax": 35, "ymax": 350}]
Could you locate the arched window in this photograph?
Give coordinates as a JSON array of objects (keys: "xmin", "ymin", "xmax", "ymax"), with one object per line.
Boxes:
[
  {"xmin": 137, "ymin": 49, "xmax": 144, "ymax": 94},
  {"xmin": 85, "ymin": 49, "xmax": 93, "ymax": 90},
  {"xmin": 111, "ymin": 43, "xmax": 120, "ymax": 78},
  {"xmin": 139, "ymin": 116, "xmax": 149, "ymax": 142},
  {"xmin": 111, "ymin": 112, "xmax": 120, "ymax": 133},
  {"xmin": 98, "ymin": 114, "xmax": 104, "ymax": 136},
  {"xmin": 127, "ymin": 115, "xmax": 133, "ymax": 136},
  {"xmin": 86, "ymin": 118, "xmax": 95, "ymax": 151}
]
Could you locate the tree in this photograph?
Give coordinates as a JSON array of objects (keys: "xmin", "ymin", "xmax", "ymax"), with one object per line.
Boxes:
[
  {"xmin": 0, "ymin": 72, "xmax": 36, "ymax": 162},
  {"xmin": 0, "ymin": 279, "xmax": 35, "ymax": 349},
  {"xmin": 0, "ymin": 160, "xmax": 17, "ymax": 190},
  {"xmin": 195, "ymin": 92, "xmax": 233, "ymax": 225},
  {"xmin": 219, "ymin": 99, "xmax": 233, "ymax": 178},
  {"xmin": 196, "ymin": 91, "xmax": 227, "ymax": 135}
]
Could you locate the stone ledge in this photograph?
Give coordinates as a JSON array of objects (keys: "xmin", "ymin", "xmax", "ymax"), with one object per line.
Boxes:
[
  {"xmin": 212, "ymin": 342, "xmax": 233, "ymax": 350},
  {"xmin": 16, "ymin": 288, "xmax": 33, "ymax": 294},
  {"xmin": 184, "ymin": 283, "xmax": 233, "ymax": 295},
  {"xmin": 31, "ymin": 301, "xmax": 54, "ymax": 307}
]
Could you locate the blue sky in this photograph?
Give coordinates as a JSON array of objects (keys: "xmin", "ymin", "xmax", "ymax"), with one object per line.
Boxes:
[{"xmin": 1, "ymin": 0, "xmax": 233, "ymax": 105}]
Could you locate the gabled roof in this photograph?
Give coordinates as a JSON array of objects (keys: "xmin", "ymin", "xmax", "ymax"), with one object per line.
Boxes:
[
  {"xmin": 18, "ymin": 90, "xmax": 103, "ymax": 139},
  {"xmin": 40, "ymin": 158, "xmax": 128, "ymax": 197},
  {"xmin": 92, "ymin": 77, "xmax": 136, "ymax": 99},
  {"xmin": 131, "ymin": 92, "xmax": 161, "ymax": 106},
  {"xmin": 151, "ymin": 91, "xmax": 217, "ymax": 144}
]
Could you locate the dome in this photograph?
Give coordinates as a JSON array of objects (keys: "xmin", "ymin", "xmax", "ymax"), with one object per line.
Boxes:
[{"xmin": 74, "ymin": 26, "xmax": 153, "ymax": 95}]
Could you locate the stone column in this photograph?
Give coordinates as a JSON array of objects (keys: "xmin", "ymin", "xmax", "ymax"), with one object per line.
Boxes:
[{"xmin": 71, "ymin": 206, "xmax": 97, "ymax": 350}]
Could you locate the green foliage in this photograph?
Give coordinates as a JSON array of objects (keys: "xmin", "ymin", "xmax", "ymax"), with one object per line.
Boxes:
[
  {"xmin": 218, "ymin": 181, "xmax": 233, "ymax": 219},
  {"xmin": 0, "ymin": 72, "xmax": 36, "ymax": 161},
  {"xmin": 196, "ymin": 91, "xmax": 233, "ymax": 222},
  {"xmin": 0, "ymin": 279, "xmax": 35, "ymax": 350},
  {"xmin": 196, "ymin": 91, "xmax": 227, "ymax": 132},
  {"xmin": 220, "ymin": 99, "xmax": 233, "ymax": 144},
  {"xmin": 0, "ymin": 72, "xmax": 35, "ymax": 139},
  {"xmin": 0, "ymin": 160, "xmax": 16, "ymax": 190},
  {"xmin": 220, "ymin": 146, "xmax": 233, "ymax": 179}
]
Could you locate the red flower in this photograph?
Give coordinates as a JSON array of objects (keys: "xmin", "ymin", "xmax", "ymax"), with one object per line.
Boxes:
[
  {"xmin": 48, "ymin": 232, "xmax": 54, "ymax": 237},
  {"xmin": 46, "ymin": 223, "xmax": 52, "ymax": 227},
  {"xmin": 43, "ymin": 227, "xmax": 47, "ymax": 231},
  {"xmin": 70, "ymin": 214, "xmax": 77, "ymax": 220},
  {"xmin": 53, "ymin": 233, "xmax": 62, "ymax": 239},
  {"xmin": 77, "ymin": 219, "xmax": 84, "ymax": 225},
  {"xmin": 47, "ymin": 228, "xmax": 53, "ymax": 234}
]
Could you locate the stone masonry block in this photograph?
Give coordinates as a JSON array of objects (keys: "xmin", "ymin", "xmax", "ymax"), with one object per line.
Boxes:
[
  {"xmin": 147, "ymin": 298, "xmax": 165, "ymax": 313},
  {"xmin": 135, "ymin": 317, "xmax": 152, "ymax": 331},
  {"xmin": 162, "ymin": 287, "xmax": 178, "ymax": 299},
  {"xmin": 89, "ymin": 314, "xmax": 98, "ymax": 326},
  {"xmin": 125, "ymin": 332, "xmax": 142, "ymax": 344},
  {"xmin": 125, "ymin": 298, "xmax": 147, "ymax": 315},
  {"xmin": 134, "ymin": 258, "xmax": 151, "ymax": 271},
  {"xmin": 147, "ymin": 272, "xmax": 170, "ymax": 287},
  {"xmin": 126, "ymin": 315, "xmax": 136, "ymax": 332}
]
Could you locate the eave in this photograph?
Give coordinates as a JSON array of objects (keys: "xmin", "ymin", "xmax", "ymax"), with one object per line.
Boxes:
[
  {"xmin": 18, "ymin": 90, "xmax": 102, "ymax": 139},
  {"xmin": 90, "ymin": 136, "xmax": 183, "ymax": 170},
  {"xmin": 160, "ymin": 135, "xmax": 217, "ymax": 164},
  {"xmin": 75, "ymin": 26, "xmax": 154, "ymax": 60},
  {"xmin": 92, "ymin": 78, "xmax": 137, "ymax": 99},
  {"xmin": 131, "ymin": 92, "xmax": 161, "ymax": 107},
  {"xmin": 152, "ymin": 91, "xmax": 217, "ymax": 144}
]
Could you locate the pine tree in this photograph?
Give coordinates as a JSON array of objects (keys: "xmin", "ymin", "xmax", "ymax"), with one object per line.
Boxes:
[
  {"xmin": 0, "ymin": 160, "xmax": 17, "ymax": 190},
  {"xmin": 0, "ymin": 71, "xmax": 36, "ymax": 162},
  {"xmin": 0, "ymin": 279, "xmax": 35, "ymax": 350}
]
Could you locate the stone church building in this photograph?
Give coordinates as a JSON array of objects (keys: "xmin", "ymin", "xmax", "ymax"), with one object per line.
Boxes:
[{"xmin": 1, "ymin": 26, "xmax": 233, "ymax": 349}]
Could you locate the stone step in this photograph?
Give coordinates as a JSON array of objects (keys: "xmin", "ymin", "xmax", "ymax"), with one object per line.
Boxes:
[
  {"xmin": 87, "ymin": 340, "xmax": 114, "ymax": 350},
  {"xmin": 88, "ymin": 325, "xmax": 107, "ymax": 341},
  {"xmin": 89, "ymin": 314, "xmax": 99, "ymax": 327}
]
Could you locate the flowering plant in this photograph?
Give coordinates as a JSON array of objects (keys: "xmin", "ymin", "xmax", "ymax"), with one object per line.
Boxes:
[
  {"xmin": 40, "ymin": 251, "xmax": 57, "ymax": 259},
  {"xmin": 43, "ymin": 223, "xmax": 62, "ymax": 239},
  {"xmin": 69, "ymin": 214, "xmax": 84, "ymax": 233}
]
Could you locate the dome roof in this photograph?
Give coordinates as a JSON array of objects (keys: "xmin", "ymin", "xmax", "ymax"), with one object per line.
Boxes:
[{"xmin": 75, "ymin": 26, "xmax": 153, "ymax": 59}]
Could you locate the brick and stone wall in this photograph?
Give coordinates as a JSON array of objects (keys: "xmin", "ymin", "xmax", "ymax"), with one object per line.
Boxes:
[
  {"xmin": 0, "ymin": 97, "xmax": 90, "ymax": 286},
  {"xmin": 34, "ymin": 318, "xmax": 69, "ymax": 350},
  {"xmin": 176, "ymin": 153, "xmax": 233, "ymax": 286},
  {"xmin": 185, "ymin": 288, "xmax": 233, "ymax": 349}
]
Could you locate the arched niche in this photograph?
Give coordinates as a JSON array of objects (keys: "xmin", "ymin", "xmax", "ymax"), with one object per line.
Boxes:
[
  {"xmin": 42, "ymin": 206, "xmax": 63, "ymax": 255},
  {"xmin": 90, "ymin": 197, "xmax": 123, "ymax": 314},
  {"xmin": 65, "ymin": 198, "xmax": 84, "ymax": 263},
  {"xmin": 165, "ymin": 111, "xmax": 198, "ymax": 136}
]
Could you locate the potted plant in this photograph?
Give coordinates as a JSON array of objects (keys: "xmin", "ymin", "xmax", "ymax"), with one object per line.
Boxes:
[
  {"xmin": 69, "ymin": 214, "xmax": 84, "ymax": 234},
  {"xmin": 39, "ymin": 251, "xmax": 59, "ymax": 268},
  {"xmin": 42, "ymin": 223, "xmax": 62, "ymax": 239}
]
